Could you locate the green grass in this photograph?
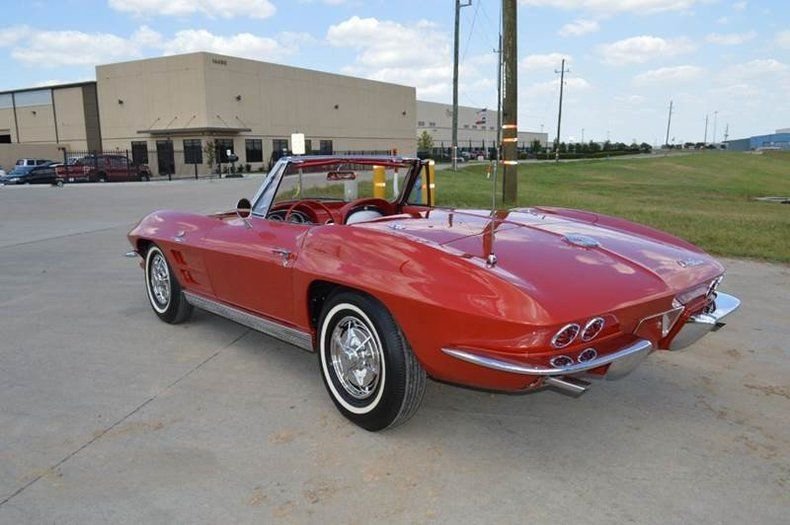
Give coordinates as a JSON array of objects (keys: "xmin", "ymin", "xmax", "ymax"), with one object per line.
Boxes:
[{"xmin": 433, "ymin": 152, "xmax": 790, "ymax": 263}]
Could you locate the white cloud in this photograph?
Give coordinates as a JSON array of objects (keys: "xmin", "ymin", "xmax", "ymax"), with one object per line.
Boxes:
[
  {"xmin": 720, "ymin": 58, "xmax": 788, "ymax": 81},
  {"xmin": 327, "ymin": 16, "xmax": 456, "ymax": 98},
  {"xmin": 0, "ymin": 26, "xmax": 28, "ymax": 46},
  {"xmin": 4, "ymin": 28, "xmax": 144, "ymax": 66},
  {"xmin": 518, "ymin": 0, "xmax": 698, "ymax": 14},
  {"xmin": 107, "ymin": 0, "xmax": 276, "ymax": 19},
  {"xmin": 162, "ymin": 30, "xmax": 298, "ymax": 61},
  {"xmin": 0, "ymin": 25, "xmax": 307, "ymax": 67},
  {"xmin": 732, "ymin": 1, "xmax": 747, "ymax": 11},
  {"xmin": 597, "ymin": 35, "xmax": 695, "ymax": 65},
  {"xmin": 776, "ymin": 30, "xmax": 790, "ymax": 50},
  {"xmin": 520, "ymin": 53, "xmax": 571, "ymax": 71},
  {"xmin": 706, "ymin": 31, "xmax": 756, "ymax": 45},
  {"xmin": 633, "ymin": 65, "xmax": 704, "ymax": 85},
  {"xmin": 558, "ymin": 19, "xmax": 599, "ymax": 37}
]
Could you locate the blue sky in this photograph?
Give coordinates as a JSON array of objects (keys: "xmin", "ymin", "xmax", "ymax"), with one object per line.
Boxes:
[{"xmin": 0, "ymin": 0, "xmax": 787, "ymax": 144}]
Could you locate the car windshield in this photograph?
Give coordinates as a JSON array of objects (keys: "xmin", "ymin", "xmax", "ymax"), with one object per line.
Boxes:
[{"xmin": 272, "ymin": 160, "xmax": 412, "ymax": 205}]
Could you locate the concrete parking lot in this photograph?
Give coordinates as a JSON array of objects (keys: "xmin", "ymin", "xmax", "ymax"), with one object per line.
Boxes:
[{"xmin": 0, "ymin": 179, "xmax": 787, "ymax": 524}]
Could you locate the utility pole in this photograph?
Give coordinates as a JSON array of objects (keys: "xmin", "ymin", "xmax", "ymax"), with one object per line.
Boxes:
[
  {"xmin": 704, "ymin": 114, "xmax": 709, "ymax": 144},
  {"xmin": 493, "ymin": 32, "xmax": 502, "ymax": 196},
  {"xmin": 501, "ymin": 0, "xmax": 518, "ymax": 204},
  {"xmin": 712, "ymin": 110, "xmax": 718, "ymax": 145},
  {"xmin": 554, "ymin": 59, "xmax": 570, "ymax": 163},
  {"xmin": 723, "ymin": 123, "xmax": 729, "ymax": 143},
  {"xmin": 452, "ymin": 0, "xmax": 472, "ymax": 171},
  {"xmin": 581, "ymin": 128, "xmax": 584, "ymax": 143},
  {"xmin": 665, "ymin": 100, "xmax": 673, "ymax": 147}
]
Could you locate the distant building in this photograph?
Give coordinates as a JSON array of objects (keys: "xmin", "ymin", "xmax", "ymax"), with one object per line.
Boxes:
[
  {"xmin": 1, "ymin": 52, "xmax": 417, "ymax": 175},
  {"xmin": 416, "ymin": 100, "xmax": 547, "ymax": 151},
  {"xmin": 725, "ymin": 129, "xmax": 790, "ymax": 151}
]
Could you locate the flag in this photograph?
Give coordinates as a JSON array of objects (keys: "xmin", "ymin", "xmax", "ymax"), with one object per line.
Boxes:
[{"xmin": 475, "ymin": 108, "xmax": 487, "ymax": 125}]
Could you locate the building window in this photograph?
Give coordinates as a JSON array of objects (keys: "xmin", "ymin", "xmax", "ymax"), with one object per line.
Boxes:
[
  {"xmin": 0, "ymin": 134, "xmax": 11, "ymax": 144},
  {"xmin": 245, "ymin": 139, "xmax": 263, "ymax": 163},
  {"xmin": 272, "ymin": 139, "xmax": 289, "ymax": 155},
  {"xmin": 131, "ymin": 141, "xmax": 148, "ymax": 165},
  {"xmin": 183, "ymin": 139, "xmax": 203, "ymax": 164},
  {"xmin": 305, "ymin": 139, "xmax": 313, "ymax": 154},
  {"xmin": 429, "ymin": 122, "xmax": 436, "ymax": 127},
  {"xmin": 472, "ymin": 125, "xmax": 477, "ymax": 129},
  {"xmin": 463, "ymin": 124, "xmax": 469, "ymax": 129},
  {"xmin": 319, "ymin": 140, "xmax": 333, "ymax": 155},
  {"xmin": 216, "ymin": 139, "xmax": 234, "ymax": 163},
  {"xmin": 417, "ymin": 121, "xmax": 425, "ymax": 127}
]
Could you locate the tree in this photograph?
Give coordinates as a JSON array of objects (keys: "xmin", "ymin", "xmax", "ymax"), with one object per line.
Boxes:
[
  {"xmin": 417, "ymin": 130, "xmax": 434, "ymax": 151},
  {"xmin": 530, "ymin": 139, "xmax": 542, "ymax": 153}
]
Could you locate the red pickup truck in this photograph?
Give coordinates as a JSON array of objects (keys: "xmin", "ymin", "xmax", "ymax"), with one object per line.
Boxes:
[{"xmin": 56, "ymin": 154, "xmax": 152, "ymax": 183}]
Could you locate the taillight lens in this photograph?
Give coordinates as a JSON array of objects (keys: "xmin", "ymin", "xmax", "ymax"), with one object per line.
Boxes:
[
  {"xmin": 581, "ymin": 317, "xmax": 604, "ymax": 341},
  {"xmin": 550, "ymin": 355, "xmax": 574, "ymax": 368},
  {"xmin": 551, "ymin": 324, "xmax": 580, "ymax": 348}
]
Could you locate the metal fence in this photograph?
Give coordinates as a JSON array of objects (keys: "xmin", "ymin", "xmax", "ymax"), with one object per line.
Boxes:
[{"xmin": 60, "ymin": 148, "xmax": 399, "ymax": 181}]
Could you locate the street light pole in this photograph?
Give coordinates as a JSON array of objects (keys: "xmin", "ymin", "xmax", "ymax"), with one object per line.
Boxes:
[
  {"xmin": 452, "ymin": 0, "xmax": 472, "ymax": 171},
  {"xmin": 554, "ymin": 58, "xmax": 569, "ymax": 163},
  {"xmin": 712, "ymin": 110, "xmax": 718, "ymax": 146}
]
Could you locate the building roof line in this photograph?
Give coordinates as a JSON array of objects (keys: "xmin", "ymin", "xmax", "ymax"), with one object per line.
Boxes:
[{"xmin": 0, "ymin": 81, "xmax": 96, "ymax": 96}]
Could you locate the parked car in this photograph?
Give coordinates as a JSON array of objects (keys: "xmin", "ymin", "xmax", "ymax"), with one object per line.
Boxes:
[
  {"xmin": 128, "ymin": 155, "xmax": 740, "ymax": 431},
  {"xmin": 15, "ymin": 158, "xmax": 53, "ymax": 167},
  {"xmin": 1, "ymin": 163, "xmax": 60, "ymax": 185},
  {"xmin": 56, "ymin": 154, "xmax": 151, "ymax": 183},
  {"xmin": 0, "ymin": 166, "xmax": 5, "ymax": 178}
]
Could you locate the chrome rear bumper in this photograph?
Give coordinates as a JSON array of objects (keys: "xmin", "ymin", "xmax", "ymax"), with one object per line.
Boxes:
[
  {"xmin": 668, "ymin": 292, "xmax": 740, "ymax": 350},
  {"xmin": 442, "ymin": 338, "xmax": 653, "ymax": 385}
]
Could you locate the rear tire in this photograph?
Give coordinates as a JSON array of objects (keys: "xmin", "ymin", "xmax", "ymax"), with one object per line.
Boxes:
[
  {"xmin": 144, "ymin": 244, "xmax": 192, "ymax": 324},
  {"xmin": 318, "ymin": 291, "xmax": 426, "ymax": 431}
]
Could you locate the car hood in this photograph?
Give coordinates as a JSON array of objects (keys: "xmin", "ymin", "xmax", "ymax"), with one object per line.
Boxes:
[{"xmin": 358, "ymin": 208, "xmax": 723, "ymax": 319}]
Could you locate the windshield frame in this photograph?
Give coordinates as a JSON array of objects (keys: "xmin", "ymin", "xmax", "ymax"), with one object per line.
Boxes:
[{"xmin": 250, "ymin": 156, "xmax": 421, "ymax": 219}]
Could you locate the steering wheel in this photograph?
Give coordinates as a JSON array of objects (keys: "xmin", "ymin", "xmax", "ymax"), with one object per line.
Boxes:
[
  {"xmin": 284, "ymin": 200, "xmax": 336, "ymax": 224},
  {"xmin": 339, "ymin": 198, "xmax": 393, "ymax": 225}
]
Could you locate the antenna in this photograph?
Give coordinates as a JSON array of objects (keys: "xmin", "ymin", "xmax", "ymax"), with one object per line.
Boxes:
[{"xmin": 487, "ymin": 19, "xmax": 503, "ymax": 267}]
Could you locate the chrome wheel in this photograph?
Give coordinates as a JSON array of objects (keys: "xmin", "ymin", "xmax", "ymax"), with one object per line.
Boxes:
[
  {"xmin": 149, "ymin": 252, "xmax": 171, "ymax": 308},
  {"xmin": 329, "ymin": 316, "xmax": 382, "ymax": 399}
]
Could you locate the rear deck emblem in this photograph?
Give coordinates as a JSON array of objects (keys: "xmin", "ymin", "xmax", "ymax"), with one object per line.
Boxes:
[{"xmin": 563, "ymin": 233, "xmax": 600, "ymax": 248}]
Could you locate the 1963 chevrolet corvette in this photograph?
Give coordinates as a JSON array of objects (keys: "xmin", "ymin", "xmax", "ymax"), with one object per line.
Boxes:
[{"xmin": 128, "ymin": 155, "xmax": 740, "ymax": 431}]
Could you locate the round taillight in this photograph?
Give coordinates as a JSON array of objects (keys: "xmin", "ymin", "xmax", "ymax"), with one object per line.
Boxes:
[
  {"xmin": 550, "ymin": 355, "xmax": 574, "ymax": 368},
  {"xmin": 581, "ymin": 317, "xmax": 605, "ymax": 341},
  {"xmin": 551, "ymin": 323, "xmax": 580, "ymax": 348},
  {"xmin": 578, "ymin": 348, "xmax": 597, "ymax": 363}
]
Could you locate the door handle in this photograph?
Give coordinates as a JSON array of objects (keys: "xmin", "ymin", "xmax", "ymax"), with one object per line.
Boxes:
[{"xmin": 272, "ymin": 248, "xmax": 292, "ymax": 266}]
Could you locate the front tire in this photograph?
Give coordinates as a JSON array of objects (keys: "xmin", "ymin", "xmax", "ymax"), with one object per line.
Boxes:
[
  {"xmin": 144, "ymin": 244, "xmax": 192, "ymax": 324},
  {"xmin": 318, "ymin": 291, "xmax": 426, "ymax": 431}
]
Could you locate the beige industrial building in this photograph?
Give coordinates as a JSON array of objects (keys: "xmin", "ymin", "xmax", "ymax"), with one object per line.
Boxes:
[
  {"xmin": 0, "ymin": 82, "xmax": 101, "ymax": 169},
  {"xmin": 1, "ymin": 52, "xmax": 547, "ymax": 175},
  {"xmin": 1, "ymin": 52, "xmax": 416, "ymax": 175},
  {"xmin": 417, "ymin": 100, "xmax": 547, "ymax": 150}
]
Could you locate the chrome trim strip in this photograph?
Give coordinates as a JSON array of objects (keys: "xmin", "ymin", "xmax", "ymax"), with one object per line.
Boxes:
[
  {"xmin": 124, "ymin": 251, "xmax": 138, "ymax": 258},
  {"xmin": 183, "ymin": 291, "xmax": 313, "ymax": 352},
  {"xmin": 668, "ymin": 292, "xmax": 741, "ymax": 351},
  {"xmin": 441, "ymin": 338, "xmax": 653, "ymax": 377}
]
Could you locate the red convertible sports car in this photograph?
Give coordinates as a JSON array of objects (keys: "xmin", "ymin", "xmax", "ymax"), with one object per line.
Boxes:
[{"xmin": 128, "ymin": 155, "xmax": 740, "ymax": 431}]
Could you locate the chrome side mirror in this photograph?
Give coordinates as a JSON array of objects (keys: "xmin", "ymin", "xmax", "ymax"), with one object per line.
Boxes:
[{"xmin": 236, "ymin": 198, "xmax": 252, "ymax": 228}]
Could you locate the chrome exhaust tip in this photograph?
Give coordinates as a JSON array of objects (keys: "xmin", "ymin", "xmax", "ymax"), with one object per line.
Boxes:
[{"xmin": 544, "ymin": 376, "xmax": 590, "ymax": 395}]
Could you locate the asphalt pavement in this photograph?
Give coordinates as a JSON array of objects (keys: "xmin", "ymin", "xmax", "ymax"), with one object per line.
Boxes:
[{"xmin": 0, "ymin": 179, "xmax": 787, "ymax": 524}]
